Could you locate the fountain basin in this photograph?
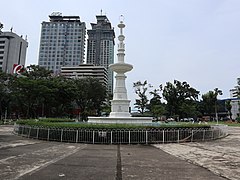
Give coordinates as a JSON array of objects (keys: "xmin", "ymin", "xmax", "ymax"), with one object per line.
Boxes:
[{"xmin": 88, "ymin": 116, "xmax": 152, "ymax": 124}]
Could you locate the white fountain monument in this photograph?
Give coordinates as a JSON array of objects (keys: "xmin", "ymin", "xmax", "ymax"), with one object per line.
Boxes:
[{"xmin": 88, "ymin": 17, "xmax": 152, "ymax": 124}]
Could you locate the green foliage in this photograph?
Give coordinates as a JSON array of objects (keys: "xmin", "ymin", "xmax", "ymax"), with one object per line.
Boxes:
[
  {"xmin": 74, "ymin": 77, "xmax": 107, "ymax": 120},
  {"xmin": 38, "ymin": 118, "xmax": 75, "ymax": 123},
  {"xmin": 202, "ymin": 91, "xmax": 215, "ymax": 115},
  {"xmin": 22, "ymin": 65, "xmax": 53, "ymax": 79},
  {"xmin": 236, "ymin": 117, "xmax": 240, "ymax": 123},
  {"xmin": 16, "ymin": 119, "xmax": 210, "ymax": 129},
  {"xmin": 201, "ymin": 88, "xmax": 223, "ymax": 119},
  {"xmin": 225, "ymin": 100, "xmax": 232, "ymax": 119},
  {"xmin": 0, "ymin": 71, "xmax": 12, "ymax": 120},
  {"xmin": 133, "ymin": 80, "xmax": 149, "ymax": 114},
  {"xmin": 0, "ymin": 67, "xmax": 107, "ymax": 120},
  {"xmin": 162, "ymin": 80, "xmax": 200, "ymax": 118}
]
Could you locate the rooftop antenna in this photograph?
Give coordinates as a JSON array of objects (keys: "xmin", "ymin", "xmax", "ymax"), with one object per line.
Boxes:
[{"xmin": 100, "ymin": 9, "xmax": 103, "ymax": 15}]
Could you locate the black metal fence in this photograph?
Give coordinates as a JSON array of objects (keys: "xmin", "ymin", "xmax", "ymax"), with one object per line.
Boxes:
[{"xmin": 13, "ymin": 124, "xmax": 228, "ymax": 144}]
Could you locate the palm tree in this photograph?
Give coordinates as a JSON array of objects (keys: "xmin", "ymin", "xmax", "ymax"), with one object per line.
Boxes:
[{"xmin": 214, "ymin": 88, "xmax": 223, "ymax": 123}]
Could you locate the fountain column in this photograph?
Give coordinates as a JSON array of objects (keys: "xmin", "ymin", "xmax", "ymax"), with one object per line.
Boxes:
[
  {"xmin": 109, "ymin": 17, "xmax": 133, "ymax": 117},
  {"xmin": 88, "ymin": 16, "xmax": 152, "ymax": 124}
]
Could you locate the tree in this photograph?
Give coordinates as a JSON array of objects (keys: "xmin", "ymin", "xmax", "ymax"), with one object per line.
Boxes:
[
  {"xmin": 22, "ymin": 65, "xmax": 53, "ymax": 79},
  {"xmin": 74, "ymin": 78, "xmax": 106, "ymax": 121},
  {"xmin": 8, "ymin": 66, "xmax": 57, "ymax": 118},
  {"xmin": 0, "ymin": 71, "xmax": 12, "ymax": 120},
  {"xmin": 201, "ymin": 88, "xmax": 222, "ymax": 121},
  {"xmin": 225, "ymin": 100, "xmax": 232, "ymax": 119},
  {"xmin": 148, "ymin": 85, "xmax": 165, "ymax": 119},
  {"xmin": 201, "ymin": 91, "xmax": 215, "ymax": 118},
  {"xmin": 133, "ymin": 80, "xmax": 149, "ymax": 114},
  {"xmin": 162, "ymin": 80, "xmax": 199, "ymax": 118}
]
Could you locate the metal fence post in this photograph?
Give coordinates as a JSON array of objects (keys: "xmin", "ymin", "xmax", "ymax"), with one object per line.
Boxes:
[
  {"xmin": 93, "ymin": 130, "xmax": 95, "ymax": 144},
  {"xmin": 76, "ymin": 130, "xmax": 78, "ymax": 143},
  {"xmin": 129, "ymin": 131, "xmax": 131, "ymax": 144},
  {"xmin": 202, "ymin": 129, "xmax": 205, "ymax": 141},
  {"xmin": 177, "ymin": 130, "xmax": 180, "ymax": 143},
  {"xmin": 163, "ymin": 130, "xmax": 165, "ymax": 144},
  {"xmin": 47, "ymin": 128, "xmax": 50, "ymax": 141},
  {"xmin": 146, "ymin": 131, "xmax": 148, "ymax": 144},
  {"xmin": 212, "ymin": 130, "xmax": 214, "ymax": 139},
  {"xmin": 36, "ymin": 128, "xmax": 39, "ymax": 139},
  {"xmin": 191, "ymin": 130, "xmax": 194, "ymax": 142},
  {"xmin": 22, "ymin": 126, "xmax": 24, "ymax": 136},
  {"xmin": 61, "ymin": 129, "xmax": 63, "ymax": 142},
  {"xmin": 111, "ymin": 131, "xmax": 112, "ymax": 144},
  {"xmin": 28, "ymin": 127, "xmax": 31, "ymax": 138}
]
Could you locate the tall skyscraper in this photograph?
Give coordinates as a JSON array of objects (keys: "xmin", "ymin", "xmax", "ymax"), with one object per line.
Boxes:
[
  {"xmin": 87, "ymin": 15, "xmax": 115, "ymax": 94},
  {"xmin": 38, "ymin": 12, "xmax": 86, "ymax": 74},
  {"xmin": 0, "ymin": 28, "xmax": 28, "ymax": 73}
]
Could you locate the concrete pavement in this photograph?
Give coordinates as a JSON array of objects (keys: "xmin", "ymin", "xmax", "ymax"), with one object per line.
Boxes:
[
  {"xmin": 154, "ymin": 126, "xmax": 240, "ymax": 180},
  {"xmin": 0, "ymin": 125, "xmax": 237, "ymax": 179}
]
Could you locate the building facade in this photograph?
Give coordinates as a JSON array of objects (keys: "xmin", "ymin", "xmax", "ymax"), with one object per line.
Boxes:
[
  {"xmin": 229, "ymin": 88, "xmax": 240, "ymax": 120},
  {"xmin": 61, "ymin": 64, "xmax": 108, "ymax": 87},
  {"xmin": 38, "ymin": 12, "xmax": 86, "ymax": 74},
  {"xmin": 0, "ymin": 31, "xmax": 28, "ymax": 73},
  {"xmin": 86, "ymin": 15, "xmax": 115, "ymax": 93}
]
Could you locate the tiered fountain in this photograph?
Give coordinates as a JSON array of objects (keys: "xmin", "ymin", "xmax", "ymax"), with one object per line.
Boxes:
[{"xmin": 88, "ymin": 17, "xmax": 152, "ymax": 124}]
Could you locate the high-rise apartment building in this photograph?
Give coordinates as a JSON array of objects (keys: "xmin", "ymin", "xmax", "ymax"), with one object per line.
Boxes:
[
  {"xmin": 87, "ymin": 15, "xmax": 115, "ymax": 93},
  {"xmin": 0, "ymin": 29, "xmax": 28, "ymax": 73},
  {"xmin": 38, "ymin": 12, "xmax": 86, "ymax": 74}
]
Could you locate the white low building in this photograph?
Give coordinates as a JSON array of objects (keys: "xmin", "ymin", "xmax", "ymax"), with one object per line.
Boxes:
[
  {"xmin": 60, "ymin": 64, "xmax": 108, "ymax": 87},
  {"xmin": 229, "ymin": 88, "xmax": 239, "ymax": 119}
]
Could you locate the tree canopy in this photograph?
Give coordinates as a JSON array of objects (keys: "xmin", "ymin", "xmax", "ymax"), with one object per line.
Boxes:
[
  {"xmin": 162, "ymin": 80, "xmax": 199, "ymax": 119},
  {"xmin": 0, "ymin": 65, "xmax": 107, "ymax": 120}
]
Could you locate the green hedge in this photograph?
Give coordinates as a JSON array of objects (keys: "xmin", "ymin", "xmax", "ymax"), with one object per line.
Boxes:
[
  {"xmin": 236, "ymin": 117, "xmax": 240, "ymax": 123},
  {"xmin": 16, "ymin": 119, "xmax": 210, "ymax": 130},
  {"xmin": 38, "ymin": 118, "xmax": 75, "ymax": 123}
]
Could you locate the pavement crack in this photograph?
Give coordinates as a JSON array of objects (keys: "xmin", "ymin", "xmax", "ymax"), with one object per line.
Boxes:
[{"xmin": 116, "ymin": 144, "xmax": 122, "ymax": 180}]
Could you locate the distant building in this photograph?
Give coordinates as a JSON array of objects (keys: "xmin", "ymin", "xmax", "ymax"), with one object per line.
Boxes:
[
  {"xmin": 230, "ymin": 88, "xmax": 239, "ymax": 98},
  {"xmin": 0, "ymin": 31, "xmax": 28, "ymax": 73},
  {"xmin": 229, "ymin": 88, "xmax": 240, "ymax": 119},
  {"xmin": 86, "ymin": 15, "xmax": 115, "ymax": 93},
  {"xmin": 38, "ymin": 12, "xmax": 86, "ymax": 74},
  {"xmin": 61, "ymin": 64, "xmax": 108, "ymax": 87},
  {"xmin": 230, "ymin": 98, "xmax": 240, "ymax": 120}
]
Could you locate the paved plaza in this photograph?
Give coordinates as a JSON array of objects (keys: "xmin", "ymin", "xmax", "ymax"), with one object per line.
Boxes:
[
  {"xmin": 0, "ymin": 125, "xmax": 239, "ymax": 180},
  {"xmin": 154, "ymin": 126, "xmax": 240, "ymax": 180}
]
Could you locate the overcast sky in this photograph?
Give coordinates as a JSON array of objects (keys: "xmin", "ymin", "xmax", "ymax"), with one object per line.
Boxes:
[{"xmin": 1, "ymin": 0, "xmax": 240, "ymax": 107}]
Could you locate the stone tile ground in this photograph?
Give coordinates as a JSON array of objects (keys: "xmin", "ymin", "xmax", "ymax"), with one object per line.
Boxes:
[
  {"xmin": 154, "ymin": 126, "xmax": 240, "ymax": 180},
  {"xmin": 1, "ymin": 125, "xmax": 239, "ymax": 179}
]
